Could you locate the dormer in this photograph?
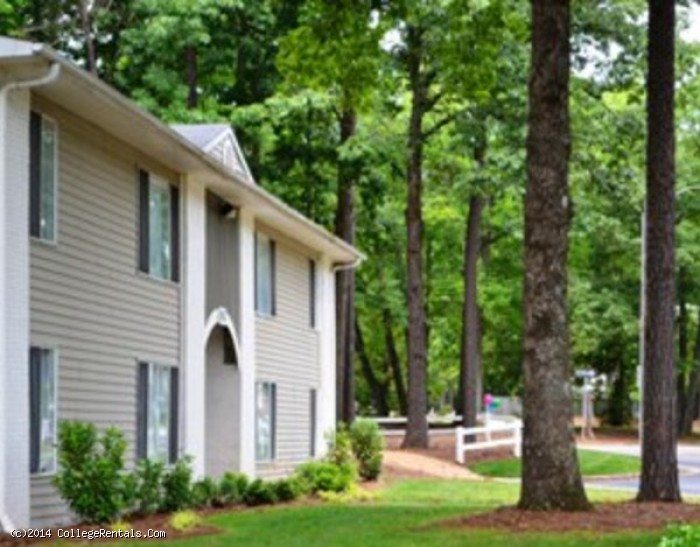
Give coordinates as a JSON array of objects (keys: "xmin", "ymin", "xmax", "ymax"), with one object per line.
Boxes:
[{"xmin": 171, "ymin": 123, "xmax": 253, "ymax": 183}]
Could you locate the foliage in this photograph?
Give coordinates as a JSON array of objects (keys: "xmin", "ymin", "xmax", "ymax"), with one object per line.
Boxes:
[
  {"xmin": 348, "ymin": 419, "xmax": 384, "ymax": 480},
  {"xmin": 132, "ymin": 458, "xmax": 165, "ymax": 515},
  {"xmin": 243, "ymin": 479, "xmax": 278, "ymax": 506},
  {"xmin": 191, "ymin": 477, "xmax": 220, "ymax": 508},
  {"xmin": 272, "ymin": 477, "xmax": 304, "ymax": 502},
  {"xmin": 217, "ymin": 472, "xmax": 249, "ymax": 506},
  {"xmin": 53, "ymin": 421, "xmax": 132, "ymax": 524},
  {"xmin": 326, "ymin": 424, "xmax": 354, "ymax": 467},
  {"xmin": 295, "ymin": 461, "xmax": 356, "ymax": 494},
  {"xmin": 169, "ymin": 510, "xmax": 202, "ymax": 533},
  {"xmin": 317, "ymin": 483, "xmax": 377, "ymax": 504},
  {"xmin": 659, "ymin": 524, "xmax": 700, "ymax": 547},
  {"xmin": 161, "ymin": 457, "xmax": 194, "ymax": 512}
]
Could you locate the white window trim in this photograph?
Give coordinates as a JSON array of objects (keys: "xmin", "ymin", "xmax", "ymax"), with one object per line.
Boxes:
[
  {"xmin": 30, "ymin": 113, "xmax": 59, "ymax": 246},
  {"xmin": 30, "ymin": 345, "xmax": 59, "ymax": 477},
  {"xmin": 255, "ymin": 380, "xmax": 276, "ymax": 463}
]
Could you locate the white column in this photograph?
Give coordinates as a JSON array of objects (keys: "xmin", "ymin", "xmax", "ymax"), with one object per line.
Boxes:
[
  {"xmin": 0, "ymin": 88, "xmax": 31, "ymax": 529},
  {"xmin": 317, "ymin": 256, "xmax": 336, "ymax": 457},
  {"xmin": 236, "ymin": 208, "xmax": 256, "ymax": 475},
  {"xmin": 182, "ymin": 176, "xmax": 206, "ymax": 476}
]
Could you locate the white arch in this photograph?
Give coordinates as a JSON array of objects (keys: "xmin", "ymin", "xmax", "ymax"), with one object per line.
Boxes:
[{"xmin": 204, "ymin": 307, "xmax": 241, "ymax": 366}]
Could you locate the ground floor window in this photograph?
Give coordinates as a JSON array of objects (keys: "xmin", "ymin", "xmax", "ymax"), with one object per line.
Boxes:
[
  {"xmin": 137, "ymin": 362, "xmax": 179, "ymax": 463},
  {"xmin": 29, "ymin": 347, "xmax": 57, "ymax": 474},
  {"xmin": 255, "ymin": 382, "xmax": 276, "ymax": 461}
]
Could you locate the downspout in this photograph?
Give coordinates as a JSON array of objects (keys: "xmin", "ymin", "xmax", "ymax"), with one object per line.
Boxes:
[{"xmin": 0, "ymin": 59, "xmax": 60, "ymax": 534}]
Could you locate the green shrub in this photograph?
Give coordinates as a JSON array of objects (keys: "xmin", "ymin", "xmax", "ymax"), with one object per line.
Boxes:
[
  {"xmin": 161, "ymin": 457, "xmax": 194, "ymax": 512},
  {"xmin": 169, "ymin": 510, "xmax": 202, "ymax": 533},
  {"xmin": 53, "ymin": 421, "xmax": 132, "ymax": 524},
  {"xmin": 318, "ymin": 483, "xmax": 377, "ymax": 504},
  {"xmin": 272, "ymin": 478, "xmax": 303, "ymax": 502},
  {"xmin": 132, "ymin": 459, "xmax": 165, "ymax": 515},
  {"xmin": 191, "ymin": 477, "xmax": 219, "ymax": 508},
  {"xmin": 295, "ymin": 460, "xmax": 356, "ymax": 493},
  {"xmin": 327, "ymin": 424, "xmax": 354, "ymax": 467},
  {"xmin": 660, "ymin": 524, "xmax": 700, "ymax": 546},
  {"xmin": 217, "ymin": 472, "xmax": 249, "ymax": 506},
  {"xmin": 349, "ymin": 419, "xmax": 384, "ymax": 480},
  {"xmin": 243, "ymin": 479, "xmax": 278, "ymax": 506}
]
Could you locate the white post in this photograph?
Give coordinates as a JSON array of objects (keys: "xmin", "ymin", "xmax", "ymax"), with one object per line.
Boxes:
[
  {"xmin": 181, "ymin": 175, "xmax": 206, "ymax": 476},
  {"xmin": 455, "ymin": 426, "xmax": 465, "ymax": 464},
  {"xmin": 237, "ymin": 208, "xmax": 256, "ymax": 476},
  {"xmin": 317, "ymin": 256, "xmax": 336, "ymax": 458},
  {"xmin": 0, "ymin": 87, "xmax": 31, "ymax": 529},
  {"xmin": 513, "ymin": 425, "xmax": 522, "ymax": 457}
]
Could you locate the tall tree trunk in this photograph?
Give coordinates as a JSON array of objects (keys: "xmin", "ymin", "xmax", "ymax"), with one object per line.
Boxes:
[
  {"xmin": 402, "ymin": 24, "xmax": 429, "ymax": 448},
  {"xmin": 681, "ymin": 309, "xmax": 700, "ymax": 436},
  {"xmin": 518, "ymin": 0, "xmax": 589, "ymax": 511},
  {"xmin": 185, "ymin": 45, "xmax": 198, "ymax": 109},
  {"xmin": 383, "ymin": 308, "xmax": 408, "ymax": 416},
  {"xmin": 335, "ymin": 108, "xmax": 357, "ymax": 423},
  {"xmin": 638, "ymin": 0, "xmax": 680, "ymax": 503},
  {"xmin": 459, "ymin": 194, "xmax": 483, "ymax": 430},
  {"xmin": 355, "ymin": 320, "xmax": 389, "ymax": 416},
  {"xmin": 79, "ymin": 0, "xmax": 97, "ymax": 74}
]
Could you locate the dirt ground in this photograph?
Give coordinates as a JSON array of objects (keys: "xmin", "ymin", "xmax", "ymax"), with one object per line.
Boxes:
[{"xmin": 445, "ymin": 502, "xmax": 700, "ymax": 533}]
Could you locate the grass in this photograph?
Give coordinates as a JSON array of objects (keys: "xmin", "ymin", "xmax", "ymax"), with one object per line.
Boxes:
[
  {"xmin": 97, "ymin": 480, "xmax": 660, "ymax": 547},
  {"xmin": 470, "ymin": 449, "xmax": 640, "ymax": 478}
]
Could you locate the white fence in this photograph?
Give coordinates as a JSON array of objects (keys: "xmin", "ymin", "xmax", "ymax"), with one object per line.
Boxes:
[{"xmin": 454, "ymin": 421, "xmax": 522, "ymax": 464}]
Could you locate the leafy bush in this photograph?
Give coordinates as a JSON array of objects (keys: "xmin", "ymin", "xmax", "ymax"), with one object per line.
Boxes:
[
  {"xmin": 191, "ymin": 477, "xmax": 219, "ymax": 508},
  {"xmin": 54, "ymin": 421, "xmax": 132, "ymax": 524},
  {"xmin": 217, "ymin": 472, "xmax": 249, "ymax": 506},
  {"xmin": 295, "ymin": 460, "xmax": 356, "ymax": 493},
  {"xmin": 659, "ymin": 524, "xmax": 700, "ymax": 546},
  {"xmin": 161, "ymin": 457, "xmax": 194, "ymax": 512},
  {"xmin": 169, "ymin": 510, "xmax": 202, "ymax": 532},
  {"xmin": 272, "ymin": 478, "xmax": 304, "ymax": 502},
  {"xmin": 327, "ymin": 424, "xmax": 354, "ymax": 467},
  {"xmin": 349, "ymin": 419, "xmax": 384, "ymax": 480},
  {"xmin": 318, "ymin": 483, "xmax": 377, "ymax": 504},
  {"xmin": 132, "ymin": 459, "xmax": 165, "ymax": 515},
  {"xmin": 243, "ymin": 479, "xmax": 278, "ymax": 506}
]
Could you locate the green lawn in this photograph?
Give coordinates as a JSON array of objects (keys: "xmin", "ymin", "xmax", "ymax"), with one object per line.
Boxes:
[
  {"xmin": 470, "ymin": 449, "xmax": 640, "ymax": 479},
  {"xmin": 99, "ymin": 480, "xmax": 659, "ymax": 547}
]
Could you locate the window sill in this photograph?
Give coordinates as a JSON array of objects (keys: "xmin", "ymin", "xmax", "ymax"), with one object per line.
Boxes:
[
  {"xmin": 255, "ymin": 311, "xmax": 276, "ymax": 320},
  {"xmin": 31, "ymin": 470, "xmax": 57, "ymax": 479},
  {"xmin": 135, "ymin": 269, "xmax": 180, "ymax": 288},
  {"xmin": 30, "ymin": 235, "xmax": 58, "ymax": 247}
]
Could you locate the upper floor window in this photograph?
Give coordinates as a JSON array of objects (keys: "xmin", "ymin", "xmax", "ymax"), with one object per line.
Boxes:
[
  {"xmin": 255, "ymin": 232, "xmax": 276, "ymax": 315},
  {"xmin": 29, "ymin": 112, "xmax": 57, "ymax": 242},
  {"xmin": 137, "ymin": 362, "xmax": 179, "ymax": 464},
  {"xmin": 30, "ymin": 347, "xmax": 57, "ymax": 474},
  {"xmin": 138, "ymin": 170, "xmax": 179, "ymax": 282}
]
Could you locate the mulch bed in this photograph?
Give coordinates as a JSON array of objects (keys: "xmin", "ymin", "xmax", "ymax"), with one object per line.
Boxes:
[
  {"xmin": 0, "ymin": 511, "xmax": 220, "ymax": 545},
  {"xmin": 443, "ymin": 502, "xmax": 700, "ymax": 533}
]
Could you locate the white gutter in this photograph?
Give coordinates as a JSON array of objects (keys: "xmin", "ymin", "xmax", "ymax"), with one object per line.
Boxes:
[
  {"xmin": 0, "ymin": 58, "xmax": 60, "ymax": 533},
  {"xmin": 332, "ymin": 256, "xmax": 363, "ymax": 272}
]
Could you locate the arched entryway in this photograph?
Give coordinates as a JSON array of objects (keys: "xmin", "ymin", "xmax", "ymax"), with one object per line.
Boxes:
[{"xmin": 204, "ymin": 307, "xmax": 241, "ymax": 478}]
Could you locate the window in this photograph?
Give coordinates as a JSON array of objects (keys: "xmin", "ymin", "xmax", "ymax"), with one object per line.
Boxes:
[
  {"xmin": 255, "ymin": 233, "xmax": 275, "ymax": 315},
  {"xmin": 255, "ymin": 382, "xmax": 276, "ymax": 461},
  {"xmin": 137, "ymin": 362, "xmax": 179, "ymax": 463},
  {"xmin": 310, "ymin": 389, "xmax": 317, "ymax": 457},
  {"xmin": 138, "ymin": 170, "xmax": 180, "ymax": 281},
  {"xmin": 309, "ymin": 259, "xmax": 317, "ymax": 328},
  {"xmin": 29, "ymin": 112, "xmax": 57, "ymax": 242},
  {"xmin": 30, "ymin": 347, "xmax": 57, "ymax": 474}
]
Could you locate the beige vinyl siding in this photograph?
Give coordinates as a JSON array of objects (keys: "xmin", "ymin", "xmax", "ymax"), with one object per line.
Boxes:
[
  {"xmin": 29, "ymin": 98, "xmax": 181, "ymax": 526},
  {"xmin": 255, "ymin": 230, "xmax": 319, "ymax": 478}
]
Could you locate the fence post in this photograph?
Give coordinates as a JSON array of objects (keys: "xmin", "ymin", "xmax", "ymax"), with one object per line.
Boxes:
[
  {"xmin": 455, "ymin": 426, "xmax": 464, "ymax": 464},
  {"xmin": 513, "ymin": 424, "xmax": 522, "ymax": 457}
]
